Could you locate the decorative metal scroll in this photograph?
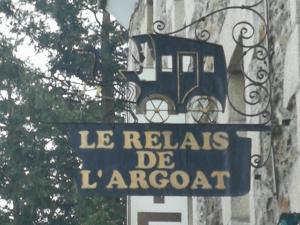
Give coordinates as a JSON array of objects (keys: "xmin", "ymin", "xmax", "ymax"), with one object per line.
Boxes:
[
  {"xmin": 151, "ymin": 0, "xmax": 273, "ymax": 170},
  {"xmin": 111, "ymin": 77, "xmax": 138, "ymax": 122},
  {"xmin": 117, "ymin": 0, "xmax": 274, "ymax": 170},
  {"xmin": 121, "ymin": 1, "xmax": 272, "ymax": 123},
  {"xmin": 57, "ymin": 0, "xmax": 282, "ymax": 199},
  {"xmin": 153, "ymin": 0, "xmax": 271, "ymax": 126}
]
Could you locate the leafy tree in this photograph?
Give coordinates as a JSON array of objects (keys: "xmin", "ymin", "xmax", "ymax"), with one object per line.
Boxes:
[
  {"xmin": 1, "ymin": 0, "xmax": 128, "ymax": 120},
  {"xmin": 0, "ymin": 0, "xmax": 128, "ymax": 224},
  {"xmin": 0, "ymin": 36, "xmax": 78, "ymax": 225}
]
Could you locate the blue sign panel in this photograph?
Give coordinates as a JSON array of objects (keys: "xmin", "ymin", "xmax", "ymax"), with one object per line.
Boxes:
[
  {"xmin": 67, "ymin": 123, "xmax": 253, "ymax": 196},
  {"xmin": 278, "ymin": 214, "xmax": 300, "ymax": 225}
]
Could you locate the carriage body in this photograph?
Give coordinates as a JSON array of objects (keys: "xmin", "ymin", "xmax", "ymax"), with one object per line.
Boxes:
[{"xmin": 122, "ymin": 34, "xmax": 227, "ymax": 120}]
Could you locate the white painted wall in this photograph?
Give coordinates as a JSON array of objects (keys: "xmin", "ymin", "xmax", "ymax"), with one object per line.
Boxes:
[
  {"xmin": 221, "ymin": 197, "xmax": 232, "ymax": 225},
  {"xmin": 289, "ymin": 154, "xmax": 300, "ymax": 212},
  {"xmin": 184, "ymin": 0, "xmax": 196, "ymax": 25},
  {"xmin": 289, "ymin": 0, "xmax": 300, "ymax": 25},
  {"xmin": 298, "ymin": 91, "xmax": 300, "ymax": 157},
  {"xmin": 283, "ymin": 25, "xmax": 300, "ymax": 108},
  {"xmin": 289, "ymin": 88, "xmax": 300, "ymax": 212}
]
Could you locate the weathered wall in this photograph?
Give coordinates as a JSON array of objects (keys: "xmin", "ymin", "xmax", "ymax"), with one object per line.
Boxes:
[
  {"xmin": 252, "ymin": 0, "xmax": 300, "ymax": 224},
  {"xmin": 127, "ymin": 0, "xmax": 300, "ymax": 224}
]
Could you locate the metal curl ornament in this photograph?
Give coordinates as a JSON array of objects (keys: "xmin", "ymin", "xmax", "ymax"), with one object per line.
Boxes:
[
  {"xmin": 232, "ymin": 21, "xmax": 255, "ymax": 43},
  {"xmin": 112, "ymin": 76, "xmax": 138, "ymax": 110},
  {"xmin": 244, "ymin": 84, "xmax": 270, "ymax": 110},
  {"xmin": 150, "ymin": 0, "xmax": 273, "ymax": 126},
  {"xmin": 251, "ymin": 154, "xmax": 263, "ymax": 168},
  {"xmin": 153, "ymin": 0, "xmax": 268, "ymax": 46},
  {"xmin": 244, "ymin": 83, "xmax": 269, "ymax": 105},
  {"xmin": 256, "ymin": 68, "xmax": 270, "ymax": 84},
  {"xmin": 251, "ymin": 141, "xmax": 273, "ymax": 168},
  {"xmin": 238, "ymin": 49, "xmax": 270, "ymax": 85},
  {"xmin": 251, "ymin": 154, "xmax": 267, "ymax": 168},
  {"xmin": 153, "ymin": 20, "xmax": 166, "ymax": 33},
  {"xmin": 255, "ymin": 45, "xmax": 269, "ymax": 61},
  {"xmin": 195, "ymin": 19, "xmax": 211, "ymax": 41},
  {"xmin": 262, "ymin": 111, "xmax": 272, "ymax": 124},
  {"xmin": 227, "ymin": 72, "xmax": 271, "ymax": 120},
  {"xmin": 124, "ymin": 82, "xmax": 137, "ymax": 103},
  {"xmin": 225, "ymin": 45, "xmax": 271, "ymax": 121}
]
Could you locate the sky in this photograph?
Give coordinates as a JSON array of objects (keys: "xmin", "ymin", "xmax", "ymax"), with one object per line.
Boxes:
[
  {"xmin": 0, "ymin": 2, "xmax": 54, "ymax": 72},
  {"xmin": 0, "ymin": 0, "xmax": 103, "ymax": 73}
]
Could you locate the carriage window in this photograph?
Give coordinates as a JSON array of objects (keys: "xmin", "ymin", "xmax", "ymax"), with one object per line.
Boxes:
[
  {"xmin": 203, "ymin": 56, "xmax": 215, "ymax": 73},
  {"xmin": 182, "ymin": 55, "xmax": 195, "ymax": 72},
  {"xmin": 161, "ymin": 55, "xmax": 173, "ymax": 72}
]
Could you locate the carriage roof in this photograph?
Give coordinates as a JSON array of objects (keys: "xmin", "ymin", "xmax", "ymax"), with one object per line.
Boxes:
[{"xmin": 130, "ymin": 34, "xmax": 224, "ymax": 56}]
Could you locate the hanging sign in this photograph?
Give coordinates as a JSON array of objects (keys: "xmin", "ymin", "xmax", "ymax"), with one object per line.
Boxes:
[
  {"xmin": 278, "ymin": 213, "xmax": 300, "ymax": 225},
  {"xmin": 66, "ymin": 123, "xmax": 259, "ymax": 196}
]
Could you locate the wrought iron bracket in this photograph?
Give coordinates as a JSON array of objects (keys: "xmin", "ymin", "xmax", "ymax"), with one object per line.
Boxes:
[
  {"xmin": 121, "ymin": 0, "xmax": 277, "ymax": 190},
  {"xmin": 150, "ymin": 0, "xmax": 275, "ymax": 171},
  {"xmin": 153, "ymin": 0, "xmax": 272, "ymax": 125}
]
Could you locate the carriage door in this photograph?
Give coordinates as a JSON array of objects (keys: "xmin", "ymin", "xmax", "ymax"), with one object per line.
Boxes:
[{"xmin": 178, "ymin": 52, "xmax": 199, "ymax": 103}]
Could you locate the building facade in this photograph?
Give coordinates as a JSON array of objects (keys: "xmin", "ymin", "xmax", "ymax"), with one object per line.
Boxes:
[{"xmin": 126, "ymin": 0, "xmax": 300, "ymax": 224}]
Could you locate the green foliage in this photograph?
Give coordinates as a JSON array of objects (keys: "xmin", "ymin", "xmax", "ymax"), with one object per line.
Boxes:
[
  {"xmin": 0, "ymin": 0, "xmax": 128, "ymax": 224},
  {"xmin": 0, "ymin": 40, "xmax": 77, "ymax": 225}
]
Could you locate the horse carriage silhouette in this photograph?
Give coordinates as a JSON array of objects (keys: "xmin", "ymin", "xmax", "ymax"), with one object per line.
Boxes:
[{"xmin": 122, "ymin": 34, "xmax": 227, "ymax": 123}]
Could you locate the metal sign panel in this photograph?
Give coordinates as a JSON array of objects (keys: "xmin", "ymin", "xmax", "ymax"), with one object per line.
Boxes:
[
  {"xmin": 278, "ymin": 213, "xmax": 300, "ymax": 225},
  {"xmin": 122, "ymin": 34, "xmax": 228, "ymax": 123},
  {"xmin": 67, "ymin": 123, "xmax": 258, "ymax": 196}
]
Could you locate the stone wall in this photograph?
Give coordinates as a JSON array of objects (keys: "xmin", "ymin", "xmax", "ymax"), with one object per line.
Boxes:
[
  {"xmin": 252, "ymin": 0, "xmax": 300, "ymax": 224},
  {"xmin": 127, "ymin": 0, "xmax": 300, "ymax": 224}
]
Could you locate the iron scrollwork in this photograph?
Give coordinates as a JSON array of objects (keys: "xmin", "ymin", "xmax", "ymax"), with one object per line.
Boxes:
[
  {"xmin": 153, "ymin": 0, "xmax": 271, "ymax": 124},
  {"xmin": 151, "ymin": 0, "xmax": 274, "ymax": 169}
]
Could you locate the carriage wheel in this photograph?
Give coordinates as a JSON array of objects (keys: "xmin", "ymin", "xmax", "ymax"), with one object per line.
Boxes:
[
  {"xmin": 144, "ymin": 96, "xmax": 169, "ymax": 123},
  {"xmin": 187, "ymin": 96, "xmax": 219, "ymax": 123}
]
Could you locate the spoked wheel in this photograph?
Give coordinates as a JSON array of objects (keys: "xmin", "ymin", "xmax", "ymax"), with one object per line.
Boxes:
[
  {"xmin": 144, "ymin": 96, "xmax": 169, "ymax": 123},
  {"xmin": 187, "ymin": 96, "xmax": 219, "ymax": 123}
]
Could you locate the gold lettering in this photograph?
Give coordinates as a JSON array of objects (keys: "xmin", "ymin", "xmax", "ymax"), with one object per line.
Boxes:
[
  {"xmin": 190, "ymin": 170, "xmax": 212, "ymax": 189},
  {"xmin": 162, "ymin": 131, "xmax": 178, "ymax": 150},
  {"xmin": 157, "ymin": 151, "xmax": 175, "ymax": 169},
  {"xmin": 211, "ymin": 171, "xmax": 230, "ymax": 190},
  {"xmin": 144, "ymin": 131, "xmax": 162, "ymax": 149},
  {"xmin": 79, "ymin": 131, "xmax": 96, "ymax": 149},
  {"xmin": 170, "ymin": 170, "xmax": 190, "ymax": 189},
  {"xmin": 123, "ymin": 131, "xmax": 143, "ymax": 149},
  {"xmin": 106, "ymin": 170, "xmax": 128, "ymax": 189},
  {"xmin": 201, "ymin": 132, "xmax": 212, "ymax": 150},
  {"xmin": 96, "ymin": 131, "xmax": 114, "ymax": 149},
  {"xmin": 212, "ymin": 132, "xmax": 229, "ymax": 150},
  {"xmin": 129, "ymin": 170, "xmax": 149, "ymax": 189},
  {"xmin": 149, "ymin": 170, "xmax": 169, "ymax": 189},
  {"xmin": 136, "ymin": 151, "xmax": 157, "ymax": 169},
  {"xmin": 80, "ymin": 170, "xmax": 97, "ymax": 189},
  {"xmin": 180, "ymin": 132, "xmax": 200, "ymax": 150}
]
